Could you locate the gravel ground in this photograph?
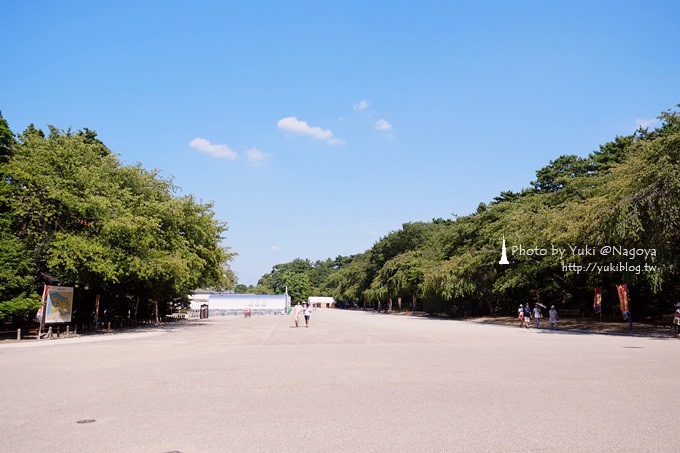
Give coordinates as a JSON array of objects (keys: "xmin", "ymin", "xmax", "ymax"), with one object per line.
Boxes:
[{"xmin": 1, "ymin": 309, "xmax": 678, "ymax": 453}]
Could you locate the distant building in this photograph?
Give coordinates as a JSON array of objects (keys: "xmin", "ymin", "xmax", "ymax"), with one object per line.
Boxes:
[
  {"xmin": 308, "ymin": 296, "xmax": 335, "ymax": 308},
  {"xmin": 189, "ymin": 292, "xmax": 290, "ymax": 317}
]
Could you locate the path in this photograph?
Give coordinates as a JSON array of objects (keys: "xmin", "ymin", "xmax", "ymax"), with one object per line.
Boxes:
[{"xmin": 1, "ymin": 309, "xmax": 678, "ymax": 452}]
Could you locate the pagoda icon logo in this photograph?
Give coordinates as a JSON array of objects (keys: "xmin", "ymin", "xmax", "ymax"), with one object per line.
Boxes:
[{"xmin": 498, "ymin": 236, "xmax": 510, "ymax": 265}]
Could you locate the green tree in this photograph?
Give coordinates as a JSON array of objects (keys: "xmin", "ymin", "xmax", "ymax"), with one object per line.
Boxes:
[
  {"xmin": 257, "ymin": 106, "xmax": 680, "ymax": 319},
  {"xmin": 370, "ymin": 251, "xmax": 425, "ymax": 310},
  {"xmin": 531, "ymin": 154, "xmax": 593, "ymax": 193},
  {"xmin": 2, "ymin": 125, "xmax": 230, "ymax": 322},
  {"xmin": 0, "ymin": 111, "xmax": 15, "ymax": 163},
  {"xmin": 327, "ymin": 253, "xmax": 372, "ymax": 306},
  {"xmin": 0, "ymin": 113, "xmax": 42, "ymax": 322}
]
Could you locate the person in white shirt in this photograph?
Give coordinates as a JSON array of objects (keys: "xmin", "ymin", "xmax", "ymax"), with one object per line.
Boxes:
[
  {"xmin": 304, "ymin": 303, "xmax": 312, "ymax": 328},
  {"xmin": 518, "ymin": 305, "xmax": 526, "ymax": 328},
  {"xmin": 293, "ymin": 303, "xmax": 303, "ymax": 327},
  {"xmin": 549, "ymin": 306, "xmax": 559, "ymax": 329},
  {"xmin": 533, "ymin": 304, "xmax": 542, "ymax": 328}
]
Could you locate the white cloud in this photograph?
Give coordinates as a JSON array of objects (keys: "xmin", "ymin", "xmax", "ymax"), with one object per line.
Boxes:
[
  {"xmin": 353, "ymin": 100, "xmax": 369, "ymax": 111},
  {"xmin": 270, "ymin": 245, "xmax": 281, "ymax": 252},
  {"xmin": 245, "ymin": 147, "xmax": 271, "ymax": 166},
  {"xmin": 375, "ymin": 118, "xmax": 392, "ymax": 131},
  {"xmin": 634, "ymin": 117, "xmax": 660, "ymax": 130},
  {"xmin": 189, "ymin": 137, "xmax": 238, "ymax": 159},
  {"xmin": 277, "ymin": 116, "xmax": 344, "ymax": 145}
]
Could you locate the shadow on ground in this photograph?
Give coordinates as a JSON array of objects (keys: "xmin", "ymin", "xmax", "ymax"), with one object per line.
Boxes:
[
  {"xmin": 449, "ymin": 315, "xmax": 678, "ymax": 339},
  {"xmin": 356, "ymin": 309, "xmax": 679, "ymax": 339}
]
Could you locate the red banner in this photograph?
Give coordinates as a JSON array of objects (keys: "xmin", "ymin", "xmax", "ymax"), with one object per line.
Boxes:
[
  {"xmin": 594, "ymin": 287, "xmax": 602, "ymax": 312},
  {"xmin": 616, "ymin": 284, "xmax": 629, "ymax": 315}
]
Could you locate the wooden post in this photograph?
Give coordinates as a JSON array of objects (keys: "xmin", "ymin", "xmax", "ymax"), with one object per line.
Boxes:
[
  {"xmin": 57, "ymin": 325, "xmax": 60, "ymax": 338},
  {"xmin": 66, "ymin": 325, "xmax": 70, "ymax": 337},
  {"xmin": 17, "ymin": 328, "xmax": 21, "ymax": 341}
]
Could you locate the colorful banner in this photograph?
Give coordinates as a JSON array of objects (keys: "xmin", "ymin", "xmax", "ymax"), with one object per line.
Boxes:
[
  {"xmin": 44, "ymin": 285, "xmax": 74, "ymax": 324},
  {"xmin": 593, "ymin": 287, "xmax": 602, "ymax": 313},
  {"xmin": 616, "ymin": 283, "xmax": 629, "ymax": 316}
]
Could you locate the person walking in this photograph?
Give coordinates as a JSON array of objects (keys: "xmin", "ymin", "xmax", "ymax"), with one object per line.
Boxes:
[
  {"xmin": 533, "ymin": 304, "xmax": 542, "ymax": 328},
  {"xmin": 304, "ymin": 302, "xmax": 312, "ymax": 328},
  {"xmin": 518, "ymin": 304, "xmax": 525, "ymax": 328},
  {"xmin": 549, "ymin": 305, "xmax": 559, "ymax": 329},
  {"xmin": 293, "ymin": 302, "xmax": 303, "ymax": 327},
  {"xmin": 523, "ymin": 303, "xmax": 531, "ymax": 328}
]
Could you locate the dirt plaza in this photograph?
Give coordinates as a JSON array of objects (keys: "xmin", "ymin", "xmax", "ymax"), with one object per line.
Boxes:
[{"xmin": 1, "ymin": 309, "xmax": 678, "ymax": 452}]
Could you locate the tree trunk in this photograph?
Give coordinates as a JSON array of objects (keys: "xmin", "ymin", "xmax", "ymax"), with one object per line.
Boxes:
[
  {"xmin": 154, "ymin": 299, "xmax": 159, "ymax": 324},
  {"xmin": 94, "ymin": 294, "xmax": 100, "ymax": 330}
]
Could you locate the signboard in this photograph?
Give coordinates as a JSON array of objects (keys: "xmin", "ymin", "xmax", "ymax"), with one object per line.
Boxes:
[{"xmin": 43, "ymin": 285, "xmax": 74, "ymax": 324}]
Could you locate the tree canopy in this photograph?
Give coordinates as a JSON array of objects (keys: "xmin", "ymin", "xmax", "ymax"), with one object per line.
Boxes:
[
  {"xmin": 256, "ymin": 106, "xmax": 680, "ymax": 318},
  {"xmin": 0, "ymin": 119, "xmax": 233, "ymax": 324},
  {"xmin": 4, "ymin": 105, "xmax": 677, "ymax": 325}
]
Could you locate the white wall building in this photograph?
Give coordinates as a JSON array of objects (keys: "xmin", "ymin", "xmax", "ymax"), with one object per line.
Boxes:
[
  {"xmin": 307, "ymin": 296, "xmax": 335, "ymax": 308},
  {"xmin": 189, "ymin": 293, "xmax": 290, "ymax": 317}
]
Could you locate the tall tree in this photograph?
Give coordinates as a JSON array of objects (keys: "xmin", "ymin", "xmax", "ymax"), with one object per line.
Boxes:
[
  {"xmin": 0, "ymin": 113, "xmax": 42, "ymax": 322},
  {"xmin": 2, "ymin": 125, "xmax": 230, "ymax": 322}
]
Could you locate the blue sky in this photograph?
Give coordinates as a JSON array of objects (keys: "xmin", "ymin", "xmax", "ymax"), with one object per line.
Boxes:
[{"xmin": 3, "ymin": 1, "xmax": 679, "ymax": 285}]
